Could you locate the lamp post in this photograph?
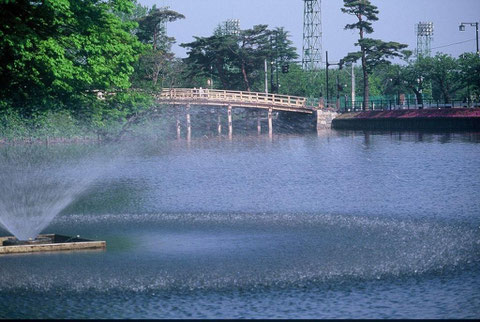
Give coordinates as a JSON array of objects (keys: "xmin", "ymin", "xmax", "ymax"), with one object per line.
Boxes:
[
  {"xmin": 209, "ymin": 65, "xmax": 213, "ymax": 90},
  {"xmin": 459, "ymin": 22, "xmax": 479, "ymax": 54}
]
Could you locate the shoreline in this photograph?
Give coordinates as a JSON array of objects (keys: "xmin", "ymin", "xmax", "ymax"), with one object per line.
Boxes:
[
  {"xmin": 0, "ymin": 136, "xmax": 101, "ymax": 146},
  {"xmin": 332, "ymin": 108, "xmax": 480, "ymax": 130}
]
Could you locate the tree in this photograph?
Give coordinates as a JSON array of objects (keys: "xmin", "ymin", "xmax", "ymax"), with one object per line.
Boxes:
[
  {"xmin": 134, "ymin": 7, "xmax": 185, "ymax": 88},
  {"xmin": 181, "ymin": 25, "xmax": 297, "ymax": 92},
  {"xmin": 236, "ymin": 25, "xmax": 272, "ymax": 91},
  {"xmin": 374, "ymin": 60, "xmax": 426, "ymax": 106},
  {"xmin": 115, "ymin": 0, "xmax": 149, "ymax": 23},
  {"xmin": 458, "ymin": 53, "xmax": 480, "ymax": 102},
  {"xmin": 341, "ymin": 0, "xmax": 409, "ymax": 110},
  {"xmin": 181, "ymin": 34, "xmax": 239, "ymax": 89},
  {"xmin": 417, "ymin": 53, "xmax": 461, "ymax": 103},
  {"xmin": 401, "ymin": 62, "xmax": 427, "ymax": 106},
  {"xmin": 136, "ymin": 7, "xmax": 184, "ymax": 51},
  {"xmin": 269, "ymin": 28, "xmax": 298, "ymax": 64},
  {"xmin": 0, "ymin": 0, "xmax": 144, "ymax": 115},
  {"xmin": 267, "ymin": 27, "xmax": 299, "ymax": 93}
]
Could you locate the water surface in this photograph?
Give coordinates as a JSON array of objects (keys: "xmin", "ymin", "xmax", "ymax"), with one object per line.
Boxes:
[{"xmin": 1, "ymin": 131, "xmax": 479, "ymax": 319}]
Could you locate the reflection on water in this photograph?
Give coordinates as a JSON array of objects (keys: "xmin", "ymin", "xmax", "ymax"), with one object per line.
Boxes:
[{"xmin": 1, "ymin": 131, "xmax": 479, "ymax": 319}]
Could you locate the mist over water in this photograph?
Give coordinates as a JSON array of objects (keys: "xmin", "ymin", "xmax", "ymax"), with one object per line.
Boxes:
[{"xmin": 0, "ymin": 144, "xmax": 125, "ymax": 240}]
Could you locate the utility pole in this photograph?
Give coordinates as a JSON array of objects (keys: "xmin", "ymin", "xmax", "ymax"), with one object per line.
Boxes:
[
  {"xmin": 350, "ymin": 63, "xmax": 356, "ymax": 110},
  {"xmin": 264, "ymin": 59, "xmax": 268, "ymax": 94},
  {"xmin": 270, "ymin": 61, "xmax": 275, "ymax": 93},
  {"xmin": 275, "ymin": 31, "xmax": 279, "ymax": 93},
  {"xmin": 336, "ymin": 73, "xmax": 340, "ymax": 110},
  {"xmin": 325, "ymin": 50, "xmax": 344, "ymax": 108},
  {"xmin": 326, "ymin": 51, "xmax": 329, "ymax": 104}
]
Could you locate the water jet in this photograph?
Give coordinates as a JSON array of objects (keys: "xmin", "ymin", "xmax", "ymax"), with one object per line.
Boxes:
[{"xmin": 0, "ymin": 234, "xmax": 106, "ymax": 255}]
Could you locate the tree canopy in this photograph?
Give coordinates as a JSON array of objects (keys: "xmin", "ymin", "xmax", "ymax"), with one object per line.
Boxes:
[
  {"xmin": 181, "ymin": 25, "xmax": 298, "ymax": 92},
  {"xmin": 0, "ymin": 0, "xmax": 146, "ymax": 115}
]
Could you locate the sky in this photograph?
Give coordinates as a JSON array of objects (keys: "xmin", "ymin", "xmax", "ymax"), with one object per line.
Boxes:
[{"xmin": 138, "ymin": 0, "xmax": 480, "ymax": 63}]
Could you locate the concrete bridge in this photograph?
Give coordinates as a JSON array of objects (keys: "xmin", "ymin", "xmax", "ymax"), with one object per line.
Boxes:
[{"xmin": 155, "ymin": 88, "xmax": 337, "ymax": 138}]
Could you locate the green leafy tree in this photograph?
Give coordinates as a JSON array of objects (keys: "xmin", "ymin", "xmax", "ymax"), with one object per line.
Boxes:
[
  {"xmin": 341, "ymin": 0, "xmax": 409, "ymax": 110},
  {"xmin": 115, "ymin": 0, "xmax": 149, "ymax": 23},
  {"xmin": 0, "ymin": 0, "xmax": 144, "ymax": 116},
  {"xmin": 458, "ymin": 53, "xmax": 480, "ymax": 102},
  {"xmin": 373, "ymin": 64, "xmax": 411, "ymax": 103},
  {"xmin": 417, "ymin": 53, "xmax": 461, "ymax": 103},
  {"xmin": 401, "ymin": 62, "xmax": 427, "ymax": 105}
]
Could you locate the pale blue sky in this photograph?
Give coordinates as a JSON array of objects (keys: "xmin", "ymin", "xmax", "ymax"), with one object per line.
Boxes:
[{"xmin": 139, "ymin": 0, "xmax": 480, "ymax": 62}]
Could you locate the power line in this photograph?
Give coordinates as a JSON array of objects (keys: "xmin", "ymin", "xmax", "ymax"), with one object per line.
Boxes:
[{"xmin": 431, "ymin": 38, "xmax": 475, "ymax": 50}]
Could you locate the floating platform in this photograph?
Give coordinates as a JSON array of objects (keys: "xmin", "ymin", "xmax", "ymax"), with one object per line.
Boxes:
[{"xmin": 0, "ymin": 234, "xmax": 106, "ymax": 255}]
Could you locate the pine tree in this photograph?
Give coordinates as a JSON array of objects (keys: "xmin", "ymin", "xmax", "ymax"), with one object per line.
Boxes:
[{"xmin": 341, "ymin": 0, "xmax": 409, "ymax": 110}]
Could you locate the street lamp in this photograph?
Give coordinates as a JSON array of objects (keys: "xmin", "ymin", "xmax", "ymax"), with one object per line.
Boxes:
[
  {"xmin": 459, "ymin": 22, "xmax": 479, "ymax": 54},
  {"xmin": 209, "ymin": 65, "xmax": 213, "ymax": 90}
]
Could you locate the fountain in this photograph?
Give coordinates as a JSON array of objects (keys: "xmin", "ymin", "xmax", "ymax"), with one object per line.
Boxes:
[{"xmin": 0, "ymin": 144, "xmax": 116, "ymax": 254}]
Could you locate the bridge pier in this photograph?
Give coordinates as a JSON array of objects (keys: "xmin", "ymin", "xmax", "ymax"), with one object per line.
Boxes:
[
  {"xmin": 176, "ymin": 107, "xmax": 181, "ymax": 140},
  {"xmin": 316, "ymin": 109, "xmax": 339, "ymax": 130},
  {"xmin": 228, "ymin": 104, "xmax": 233, "ymax": 138},
  {"xmin": 217, "ymin": 110, "xmax": 222, "ymax": 135},
  {"xmin": 186, "ymin": 103, "xmax": 191, "ymax": 141},
  {"xmin": 206, "ymin": 109, "xmax": 212, "ymax": 133},
  {"xmin": 268, "ymin": 107, "xmax": 273, "ymax": 137},
  {"xmin": 257, "ymin": 111, "xmax": 261, "ymax": 134}
]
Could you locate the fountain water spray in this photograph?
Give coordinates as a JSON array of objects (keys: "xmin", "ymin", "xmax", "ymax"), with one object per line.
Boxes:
[{"xmin": 0, "ymin": 144, "xmax": 122, "ymax": 241}]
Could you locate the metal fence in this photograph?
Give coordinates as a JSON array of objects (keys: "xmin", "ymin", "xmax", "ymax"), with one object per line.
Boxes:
[{"xmin": 325, "ymin": 98, "xmax": 480, "ymax": 112}]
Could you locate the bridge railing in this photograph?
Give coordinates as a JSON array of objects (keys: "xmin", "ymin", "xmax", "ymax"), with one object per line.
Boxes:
[{"xmin": 157, "ymin": 88, "xmax": 308, "ymax": 109}]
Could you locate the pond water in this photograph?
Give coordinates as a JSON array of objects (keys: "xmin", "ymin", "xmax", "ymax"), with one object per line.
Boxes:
[{"xmin": 1, "ymin": 130, "xmax": 479, "ymax": 319}]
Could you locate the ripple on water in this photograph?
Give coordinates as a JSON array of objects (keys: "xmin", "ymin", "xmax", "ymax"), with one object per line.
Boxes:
[{"xmin": 1, "ymin": 212, "xmax": 478, "ymax": 294}]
